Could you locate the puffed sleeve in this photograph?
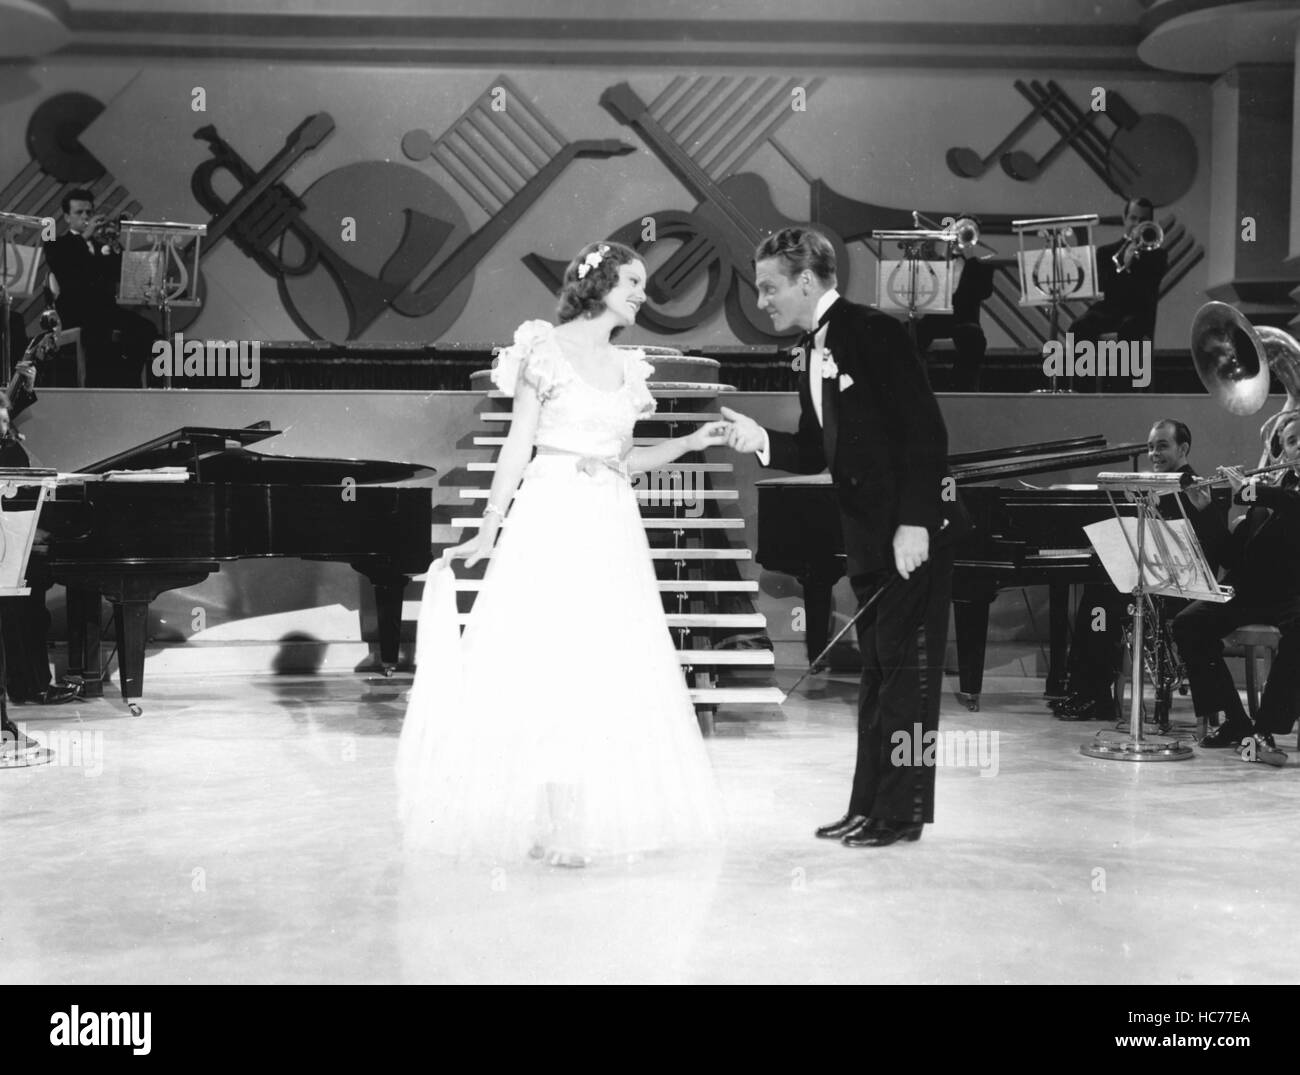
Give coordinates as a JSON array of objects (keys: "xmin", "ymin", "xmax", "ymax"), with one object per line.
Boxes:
[
  {"xmin": 489, "ymin": 320, "xmax": 570, "ymax": 401},
  {"xmin": 623, "ymin": 349, "xmax": 657, "ymax": 419}
]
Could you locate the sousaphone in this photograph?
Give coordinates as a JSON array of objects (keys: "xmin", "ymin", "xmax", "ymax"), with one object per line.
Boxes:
[{"xmin": 1189, "ymin": 301, "xmax": 1274, "ymax": 415}]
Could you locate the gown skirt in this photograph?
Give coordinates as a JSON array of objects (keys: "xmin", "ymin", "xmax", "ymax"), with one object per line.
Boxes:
[{"xmin": 396, "ymin": 452, "xmax": 722, "ymax": 862}]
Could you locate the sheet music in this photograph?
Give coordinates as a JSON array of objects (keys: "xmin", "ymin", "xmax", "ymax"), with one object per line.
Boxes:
[
  {"xmin": 1084, "ymin": 517, "xmax": 1227, "ymax": 602},
  {"xmin": 101, "ymin": 467, "xmax": 191, "ymax": 482},
  {"xmin": 118, "ymin": 249, "xmax": 162, "ymax": 305}
]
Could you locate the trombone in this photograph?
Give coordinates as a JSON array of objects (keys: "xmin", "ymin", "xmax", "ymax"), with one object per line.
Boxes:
[
  {"xmin": 1112, "ymin": 220, "xmax": 1163, "ymax": 274},
  {"xmin": 910, "ymin": 210, "xmax": 986, "ymax": 256}
]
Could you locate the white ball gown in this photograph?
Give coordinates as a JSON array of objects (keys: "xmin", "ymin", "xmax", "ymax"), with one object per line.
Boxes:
[{"xmin": 396, "ymin": 321, "xmax": 723, "ymax": 863}]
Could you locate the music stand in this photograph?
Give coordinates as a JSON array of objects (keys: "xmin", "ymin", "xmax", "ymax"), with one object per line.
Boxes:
[
  {"xmin": 870, "ymin": 229, "xmax": 956, "ymax": 336},
  {"xmin": 0, "ymin": 211, "xmax": 48, "ymax": 388},
  {"xmin": 1079, "ymin": 471, "xmax": 1232, "ymax": 762},
  {"xmin": 117, "ymin": 220, "xmax": 205, "ymax": 388},
  {"xmin": 1012, "ymin": 214, "xmax": 1099, "ymax": 393}
]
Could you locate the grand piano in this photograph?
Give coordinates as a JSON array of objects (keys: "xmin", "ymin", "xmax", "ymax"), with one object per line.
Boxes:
[
  {"xmin": 37, "ymin": 423, "xmax": 434, "ymax": 706},
  {"xmin": 755, "ymin": 435, "xmax": 1148, "ymax": 711}
]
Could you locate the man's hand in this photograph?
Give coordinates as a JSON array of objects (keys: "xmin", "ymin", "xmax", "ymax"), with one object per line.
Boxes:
[
  {"xmin": 893, "ymin": 524, "xmax": 929, "ymax": 579},
  {"xmin": 719, "ymin": 406, "xmax": 765, "ymax": 453},
  {"xmin": 1184, "ymin": 483, "xmax": 1212, "ymax": 512},
  {"xmin": 1218, "ymin": 465, "xmax": 1248, "ymax": 496},
  {"xmin": 15, "ymin": 361, "xmax": 35, "ymax": 392}
]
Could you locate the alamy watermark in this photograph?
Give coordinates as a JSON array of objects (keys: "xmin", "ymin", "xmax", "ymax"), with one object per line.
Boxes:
[
  {"xmin": 890, "ymin": 724, "xmax": 999, "ymax": 777},
  {"xmin": 1041, "ymin": 333, "xmax": 1151, "ymax": 388},
  {"xmin": 151, "ymin": 335, "xmax": 261, "ymax": 387}
]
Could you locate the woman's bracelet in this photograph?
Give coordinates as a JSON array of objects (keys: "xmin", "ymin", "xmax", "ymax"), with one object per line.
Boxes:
[{"xmin": 483, "ymin": 503, "xmax": 506, "ymax": 522}]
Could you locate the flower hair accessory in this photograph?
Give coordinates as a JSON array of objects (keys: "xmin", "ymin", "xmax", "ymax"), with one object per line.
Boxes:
[{"xmin": 576, "ymin": 244, "xmax": 610, "ymax": 280}]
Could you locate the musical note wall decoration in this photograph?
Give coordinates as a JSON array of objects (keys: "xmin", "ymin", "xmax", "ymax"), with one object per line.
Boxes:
[
  {"xmin": 387, "ymin": 75, "xmax": 634, "ymax": 342},
  {"xmin": 947, "ymin": 80, "xmax": 1197, "ymax": 207},
  {"xmin": 523, "ymin": 75, "xmax": 856, "ymax": 343}
]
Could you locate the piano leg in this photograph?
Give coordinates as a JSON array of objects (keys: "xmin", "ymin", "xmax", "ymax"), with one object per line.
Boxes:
[
  {"xmin": 366, "ymin": 572, "xmax": 410, "ymax": 675},
  {"xmin": 1046, "ymin": 581, "xmax": 1070, "ymax": 698},
  {"xmin": 952, "ymin": 586, "xmax": 996, "ymax": 711},
  {"xmin": 113, "ymin": 599, "xmax": 150, "ymax": 702},
  {"xmin": 799, "ymin": 572, "xmax": 835, "ymax": 666},
  {"xmin": 58, "ymin": 568, "xmax": 212, "ymax": 704}
]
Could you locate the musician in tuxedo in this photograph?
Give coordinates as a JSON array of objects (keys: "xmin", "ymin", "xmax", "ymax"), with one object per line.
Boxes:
[
  {"xmin": 0, "ymin": 385, "xmax": 80, "ymax": 708},
  {"xmin": 43, "ymin": 189, "xmax": 157, "ymax": 388},
  {"xmin": 1175, "ymin": 412, "xmax": 1300, "ymax": 765},
  {"xmin": 915, "ymin": 215, "xmax": 994, "ymax": 391},
  {"xmin": 1069, "ymin": 196, "xmax": 1166, "ymax": 390},
  {"xmin": 722, "ymin": 227, "xmax": 965, "ymax": 849},
  {"xmin": 1056, "ymin": 418, "xmax": 1228, "ymax": 722}
]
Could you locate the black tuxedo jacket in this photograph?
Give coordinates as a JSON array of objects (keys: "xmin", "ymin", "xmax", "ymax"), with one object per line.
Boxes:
[
  {"xmin": 43, "ymin": 231, "xmax": 122, "ymax": 329},
  {"xmin": 950, "ymin": 255, "xmax": 994, "ymax": 324},
  {"xmin": 763, "ymin": 296, "xmax": 966, "ymax": 576},
  {"xmin": 1091, "ymin": 238, "xmax": 1166, "ymax": 340}
]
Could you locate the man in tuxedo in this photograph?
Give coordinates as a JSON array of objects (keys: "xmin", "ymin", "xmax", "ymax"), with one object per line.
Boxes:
[
  {"xmin": 1176, "ymin": 412, "xmax": 1300, "ymax": 765},
  {"xmin": 915, "ymin": 215, "xmax": 994, "ymax": 391},
  {"xmin": 1069, "ymin": 196, "xmax": 1166, "ymax": 390},
  {"xmin": 1055, "ymin": 418, "xmax": 1228, "ymax": 723},
  {"xmin": 43, "ymin": 189, "xmax": 157, "ymax": 388},
  {"xmin": 722, "ymin": 226, "xmax": 964, "ymax": 848}
]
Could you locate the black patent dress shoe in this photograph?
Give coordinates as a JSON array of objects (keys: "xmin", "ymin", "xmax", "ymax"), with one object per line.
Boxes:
[
  {"xmin": 1200, "ymin": 724, "xmax": 1252, "ymax": 749},
  {"xmin": 842, "ymin": 819, "xmax": 924, "ymax": 847},
  {"xmin": 10, "ymin": 684, "xmax": 81, "ymax": 706},
  {"xmin": 815, "ymin": 813, "xmax": 869, "ymax": 839},
  {"xmin": 1056, "ymin": 697, "xmax": 1112, "ymax": 722}
]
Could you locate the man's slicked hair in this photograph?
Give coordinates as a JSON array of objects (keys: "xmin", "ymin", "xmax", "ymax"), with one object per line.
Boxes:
[{"xmin": 754, "ymin": 227, "xmax": 837, "ymax": 287}]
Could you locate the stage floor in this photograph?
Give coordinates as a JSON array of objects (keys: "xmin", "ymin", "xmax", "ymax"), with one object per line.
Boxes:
[{"xmin": 4, "ymin": 671, "xmax": 1297, "ymax": 985}]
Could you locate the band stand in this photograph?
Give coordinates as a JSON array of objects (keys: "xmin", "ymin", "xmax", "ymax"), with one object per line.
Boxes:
[
  {"xmin": 117, "ymin": 220, "xmax": 205, "ymax": 389},
  {"xmin": 870, "ymin": 229, "xmax": 955, "ymax": 340},
  {"xmin": 1079, "ymin": 471, "xmax": 1232, "ymax": 762},
  {"xmin": 0, "ymin": 211, "xmax": 48, "ymax": 389},
  {"xmin": 1013, "ymin": 214, "xmax": 1099, "ymax": 394}
]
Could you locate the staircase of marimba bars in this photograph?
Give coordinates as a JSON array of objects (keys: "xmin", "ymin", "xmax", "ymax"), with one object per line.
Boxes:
[{"xmin": 444, "ymin": 347, "xmax": 783, "ymax": 734}]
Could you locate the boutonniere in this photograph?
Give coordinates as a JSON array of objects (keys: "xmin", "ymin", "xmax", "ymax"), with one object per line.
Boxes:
[{"xmin": 820, "ymin": 349, "xmax": 839, "ymax": 379}]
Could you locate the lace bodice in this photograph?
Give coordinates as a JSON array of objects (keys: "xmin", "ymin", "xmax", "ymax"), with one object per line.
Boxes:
[{"xmin": 490, "ymin": 320, "xmax": 657, "ymax": 458}]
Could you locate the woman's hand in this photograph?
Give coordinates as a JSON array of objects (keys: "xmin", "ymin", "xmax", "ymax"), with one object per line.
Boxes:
[
  {"xmin": 443, "ymin": 517, "xmax": 500, "ymax": 568},
  {"xmin": 688, "ymin": 420, "xmax": 733, "ymax": 453}
]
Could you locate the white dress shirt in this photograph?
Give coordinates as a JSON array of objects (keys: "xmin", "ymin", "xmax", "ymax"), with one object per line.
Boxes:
[{"xmin": 756, "ymin": 288, "xmax": 839, "ymax": 466}]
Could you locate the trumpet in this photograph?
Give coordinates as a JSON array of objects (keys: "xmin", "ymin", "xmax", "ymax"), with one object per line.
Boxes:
[
  {"xmin": 1113, "ymin": 220, "xmax": 1163, "ymax": 274},
  {"xmin": 86, "ymin": 213, "xmax": 125, "ymax": 254}
]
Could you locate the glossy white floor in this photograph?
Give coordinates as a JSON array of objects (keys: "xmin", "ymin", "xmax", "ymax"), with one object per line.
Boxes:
[{"xmin": 3, "ymin": 670, "xmax": 1297, "ymax": 985}]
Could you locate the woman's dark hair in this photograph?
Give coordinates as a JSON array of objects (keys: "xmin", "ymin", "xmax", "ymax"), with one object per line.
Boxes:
[
  {"xmin": 753, "ymin": 227, "xmax": 837, "ymax": 287},
  {"xmin": 556, "ymin": 241, "xmax": 642, "ymax": 324}
]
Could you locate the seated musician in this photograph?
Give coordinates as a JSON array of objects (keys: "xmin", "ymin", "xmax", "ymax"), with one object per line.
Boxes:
[
  {"xmin": 0, "ymin": 384, "xmax": 80, "ymax": 707},
  {"xmin": 43, "ymin": 189, "xmax": 158, "ymax": 388},
  {"xmin": 915, "ymin": 215, "xmax": 993, "ymax": 392},
  {"xmin": 1056, "ymin": 418, "xmax": 1228, "ymax": 721},
  {"xmin": 1069, "ymin": 196, "xmax": 1166, "ymax": 390},
  {"xmin": 1174, "ymin": 412, "xmax": 1300, "ymax": 765}
]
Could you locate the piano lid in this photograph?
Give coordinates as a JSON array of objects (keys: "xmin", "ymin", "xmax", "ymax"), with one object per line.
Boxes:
[{"xmin": 77, "ymin": 422, "xmax": 435, "ymax": 484}]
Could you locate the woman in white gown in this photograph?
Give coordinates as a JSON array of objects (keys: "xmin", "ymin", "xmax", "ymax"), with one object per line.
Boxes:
[{"xmin": 396, "ymin": 241, "xmax": 729, "ymax": 865}]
